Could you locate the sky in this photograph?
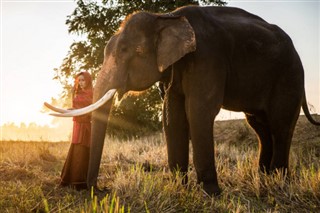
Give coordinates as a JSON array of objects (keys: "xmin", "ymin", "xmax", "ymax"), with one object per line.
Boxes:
[
  {"xmin": 0, "ymin": 0, "xmax": 319, "ymax": 127},
  {"xmin": 1, "ymin": 0, "xmax": 77, "ymax": 126}
]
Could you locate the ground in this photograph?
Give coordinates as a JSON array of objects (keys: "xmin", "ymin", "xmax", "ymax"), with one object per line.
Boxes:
[{"xmin": 0, "ymin": 115, "xmax": 319, "ymax": 212}]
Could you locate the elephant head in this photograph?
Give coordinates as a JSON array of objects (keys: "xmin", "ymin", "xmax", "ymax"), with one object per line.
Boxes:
[
  {"xmin": 94, "ymin": 12, "xmax": 195, "ymax": 98},
  {"xmin": 47, "ymin": 11, "xmax": 196, "ymax": 188}
]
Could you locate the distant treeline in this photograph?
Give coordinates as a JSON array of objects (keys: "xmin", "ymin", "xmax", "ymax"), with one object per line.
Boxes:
[{"xmin": 0, "ymin": 122, "xmax": 72, "ymax": 142}]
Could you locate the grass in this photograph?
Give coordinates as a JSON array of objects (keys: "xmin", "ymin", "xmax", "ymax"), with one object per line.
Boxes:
[{"xmin": 0, "ymin": 115, "xmax": 319, "ymax": 212}]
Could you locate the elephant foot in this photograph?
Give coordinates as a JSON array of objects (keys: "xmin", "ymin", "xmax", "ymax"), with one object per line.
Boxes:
[
  {"xmin": 202, "ymin": 183, "xmax": 222, "ymax": 197},
  {"xmin": 259, "ymin": 164, "xmax": 271, "ymax": 175}
]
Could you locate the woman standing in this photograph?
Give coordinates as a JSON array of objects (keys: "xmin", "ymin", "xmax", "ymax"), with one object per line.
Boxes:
[{"xmin": 60, "ymin": 72, "xmax": 93, "ymax": 190}]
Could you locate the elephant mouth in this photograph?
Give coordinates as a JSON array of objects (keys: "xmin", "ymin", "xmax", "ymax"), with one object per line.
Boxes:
[
  {"xmin": 44, "ymin": 89, "xmax": 117, "ymax": 117},
  {"xmin": 116, "ymin": 88, "xmax": 127, "ymax": 101}
]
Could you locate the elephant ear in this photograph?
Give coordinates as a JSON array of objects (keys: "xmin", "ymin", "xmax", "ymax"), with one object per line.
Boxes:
[{"xmin": 156, "ymin": 16, "xmax": 196, "ymax": 72}]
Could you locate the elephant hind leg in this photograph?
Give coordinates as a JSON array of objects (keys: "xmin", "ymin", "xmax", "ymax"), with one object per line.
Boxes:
[
  {"xmin": 268, "ymin": 102, "xmax": 300, "ymax": 174},
  {"xmin": 246, "ymin": 113, "xmax": 273, "ymax": 173},
  {"xmin": 269, "ymin": 117, "xmax": 298, "ymax": 174}
]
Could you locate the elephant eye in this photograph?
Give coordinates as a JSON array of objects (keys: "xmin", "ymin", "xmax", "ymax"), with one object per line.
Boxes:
[
  {"xmin": 136, "ymin": 46, "xmax": 144, "ymax": 55},
  {"xmin": 120, "ymin": 46, "xmax": 128, "ymax": 53}
]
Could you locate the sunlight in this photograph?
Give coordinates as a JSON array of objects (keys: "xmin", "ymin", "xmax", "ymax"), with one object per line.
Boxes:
[{"xmin": 216, "ymin": 109, "xmax": 245, "ymax": 121}]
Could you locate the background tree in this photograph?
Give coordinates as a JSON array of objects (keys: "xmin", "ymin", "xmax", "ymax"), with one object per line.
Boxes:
[{"xmin": 54, "ymin": 0, "xmax": 226, "ymax": 137}]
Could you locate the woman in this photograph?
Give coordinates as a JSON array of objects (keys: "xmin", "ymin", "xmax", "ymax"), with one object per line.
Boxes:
[{"xmin": 60, "ymin": 71, "xmax": 93, "ymax": 190}]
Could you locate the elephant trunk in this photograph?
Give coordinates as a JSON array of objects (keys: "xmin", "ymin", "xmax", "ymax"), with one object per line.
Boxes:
[
  {"xmin": 87, "ymin": 98, "xmax": 113, "ymax": 188},
  {"xmin": 87, "ymin": 68, "xmax": 117, "ymax": 188}
]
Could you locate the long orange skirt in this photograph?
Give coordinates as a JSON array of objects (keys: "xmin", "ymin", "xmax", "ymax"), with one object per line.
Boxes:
[{"xmin": 60, "ymin": 143, "xmax": 89, "ymax": 190}]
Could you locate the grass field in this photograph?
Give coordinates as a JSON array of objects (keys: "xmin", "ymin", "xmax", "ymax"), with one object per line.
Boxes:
[{"xmin": 1, "ymin": 115, "xmax": 319, "ymax": 212}]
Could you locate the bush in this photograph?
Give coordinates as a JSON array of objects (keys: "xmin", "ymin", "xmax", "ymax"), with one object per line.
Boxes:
[{"xmin": 107, "ymin": 85, "xmax": 163, "ymax": 139}]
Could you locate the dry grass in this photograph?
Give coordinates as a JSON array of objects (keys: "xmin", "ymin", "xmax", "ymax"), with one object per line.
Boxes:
[{"xmin": 0, "ymin": 115, "xmax": 319, "ymax": 212}]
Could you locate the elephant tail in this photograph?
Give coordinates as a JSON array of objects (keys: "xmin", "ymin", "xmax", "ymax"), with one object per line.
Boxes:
[{"xmin": 302, "ymin": 90, "xmax": 320, "ymax": 126}]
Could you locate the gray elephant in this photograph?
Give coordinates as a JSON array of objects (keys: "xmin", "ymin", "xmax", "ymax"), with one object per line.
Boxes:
[{"xmin": 46, "ymin": 6, "xmax": 320, "ymax": 196}]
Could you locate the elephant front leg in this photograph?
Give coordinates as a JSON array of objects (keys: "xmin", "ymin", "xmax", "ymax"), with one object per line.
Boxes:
[
  {"xmin": 188, "ymin": 103, "xmax": 221, "ymax": 196},
  {"xmin": 163, "ymin": 92, "xmax": 189, "ymax": 184}
]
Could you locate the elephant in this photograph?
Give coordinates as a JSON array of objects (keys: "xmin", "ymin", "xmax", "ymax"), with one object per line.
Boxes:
[{"xmin": 46, "ymin": 6, "xmax": 320, "ymax": 196}]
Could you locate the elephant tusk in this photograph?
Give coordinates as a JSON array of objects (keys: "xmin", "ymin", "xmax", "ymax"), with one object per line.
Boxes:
[
  {"xmin": 44, "ymin": 102, "xmax": 71, "ymax": 113},
  {"xmin": 48, "ymin": 89, "xmax": 117, "ymax": 117}
]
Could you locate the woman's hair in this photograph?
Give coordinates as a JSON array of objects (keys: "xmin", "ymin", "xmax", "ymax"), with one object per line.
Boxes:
[{"xmin": 73, "ymin": 72, "xmax": 93, "ymax": 96}]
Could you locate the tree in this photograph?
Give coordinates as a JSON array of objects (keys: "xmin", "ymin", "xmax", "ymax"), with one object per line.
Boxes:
[{"xmin": 54, "ymin": 0, "xmax": 226, "ymax": 137}]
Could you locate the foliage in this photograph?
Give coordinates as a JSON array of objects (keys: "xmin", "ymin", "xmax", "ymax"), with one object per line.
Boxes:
[
  {"xmin": 107, "ymin": 85, "xmax": 163, "ymax": 138},
  {"xmin": 54, "ymin": 0, "xmax": 226, "ymax": 137}
]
